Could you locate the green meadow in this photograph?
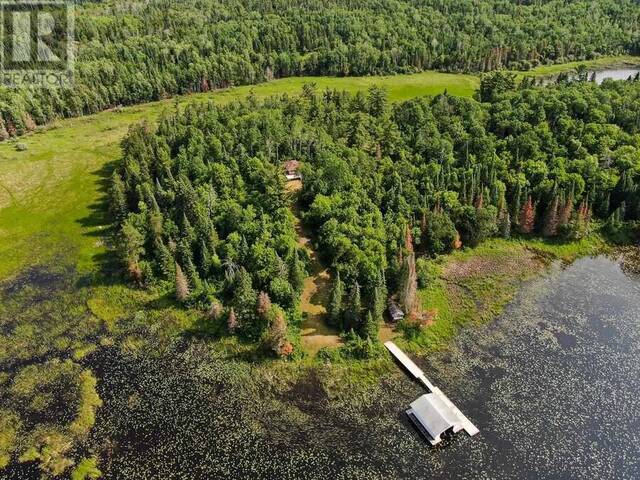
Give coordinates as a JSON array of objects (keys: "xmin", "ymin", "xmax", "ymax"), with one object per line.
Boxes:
[{"xmin": 0, "ymin": 70, "xmax": 480, "ymax": 282}]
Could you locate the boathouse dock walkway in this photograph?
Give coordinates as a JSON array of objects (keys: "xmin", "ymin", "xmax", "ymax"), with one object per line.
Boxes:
[{"xmin": 385, "ymin": 341, "xmax": 479, "ymax": 439}]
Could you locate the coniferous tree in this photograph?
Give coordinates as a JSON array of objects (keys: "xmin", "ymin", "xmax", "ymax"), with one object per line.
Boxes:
[
  {"xmin": 177, "ymin": 239, "xmax": 200, "ymax": 289},
  {"xmin": 499, "ymin": 208, "xmax": 511, "ymax": 239},
  {"xmin": 232, "ymin": 267, "xmax": 259, "ymax": 336},
  {"xmin": 197, "ymin": 239, "xmax": 211, "ymax": 277},
  {"xmin": 256, "ymin": 291, "xmax": 272, "ymax": 319},
  {"xmin": 345, "ymin": 282, "xmax": 362, "ymax": 332},
  {"xmin": 265, "ymin": 308, "xmax": 292, "ymax": 357},
  {"xmin": 543, "ymin": 196, "xmax": 560, "ymax": 237},
  {"xmin": 328, "ymin": 272, "xmax": 344, "ymax": 326},
  {"xmin": 398, "ymin": 229, "xmax": 418, "ymax": 314},
  {"xmin": 362, "ymin": 310, "xmax": 379, "ymax": 340},
  {"xmin": 370, "ymin": 284, "xmax": 386, "ymax": 324},
  {"xmin": 119, "ymin": 220, "xmax": 145, "ymax": 283},
  {"xmin": 110, "ymin": 172, "xmax": 128, "ymax": 222},
  {"xmin": 289, "ymin": 250, "xmax": 306, "ymax": 293},
  {"xmin": 558, "ymin": 192, "xmax": 574, "ymax": 229},
  {"xmin": 155, "ymin": 240, "xmax": 175, "ymax": 278},
  {"xmin": 511, "ymin": 183, "xmax": 523, "ymax": 228}
]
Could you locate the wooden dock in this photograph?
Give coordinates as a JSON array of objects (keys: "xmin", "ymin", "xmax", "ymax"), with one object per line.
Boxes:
[{"xmin": 385, "ymin": 341, "xmax": 479, "ymax": 442}]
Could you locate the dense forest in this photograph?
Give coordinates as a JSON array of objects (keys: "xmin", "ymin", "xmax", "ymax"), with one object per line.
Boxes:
[
  {"xmin": 111, "ymin": 75, "xmax": 640, "ymax": 355},
  {"xmin": 2, "ymin": 0, "xmax": 640, "ymax": 139}
]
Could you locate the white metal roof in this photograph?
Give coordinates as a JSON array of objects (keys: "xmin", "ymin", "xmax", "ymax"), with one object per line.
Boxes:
[
  {"xmin": 384, "ymin": 341, "xmax": 480, "ymax": 444},
  {"xmin": 409, "ymin": 394, "xmax": 459, "ymax": 445}
]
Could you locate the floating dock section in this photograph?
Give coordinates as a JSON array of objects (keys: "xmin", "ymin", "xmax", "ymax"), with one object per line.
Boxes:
[{"xmin": 385, "ymin": 341, "xmax": 479, "ymax": 445}]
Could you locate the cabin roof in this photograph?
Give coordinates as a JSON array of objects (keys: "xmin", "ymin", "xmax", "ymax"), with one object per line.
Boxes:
[{"xmin": 283, "ymin": 160, "xmax": 300, "ymax": 172}]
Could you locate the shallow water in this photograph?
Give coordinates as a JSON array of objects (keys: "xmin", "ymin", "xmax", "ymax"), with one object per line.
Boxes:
[
  {"xmin": 6, "ymin": 255, "xmax": 639, "ymax": 479},
  {"xmin": 94, "ymin": 255, "xmax": 638, "ymax": 479},
  {"xmin": 541, "ymin": 66, "xmax": 640, "ymax": 85},
  {"xmin": 413, "ymin": 255, "xmax": 640, "ymax": 479},
  {"xmin": 593, "ymin": 67, "xmax": 640, "ymax": 83}
]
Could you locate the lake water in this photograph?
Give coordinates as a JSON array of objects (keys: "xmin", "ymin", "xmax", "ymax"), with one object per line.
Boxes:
[
  {"xmin": 541, "ymin": 66, "xmax": 640, "ymax": 85},
  {"xmin": 593, "ymin": 67, "xmax": 640, "ymax": 83},
  {"xmin": 8, "ymin": 255, "xmax": 638, "ymax": 479},
  {"xmin": 399, "ymin": 255, "xmax": 640, "ymax": 479}
]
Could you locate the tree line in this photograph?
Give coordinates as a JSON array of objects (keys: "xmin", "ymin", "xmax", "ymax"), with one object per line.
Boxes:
[
  {"xmin": 3, "ymin": 0, "xmax": 640, "ymax": 140},
  {"xmin": 111, "ymin": 76, "xmax": 640, "ymax": 355}
]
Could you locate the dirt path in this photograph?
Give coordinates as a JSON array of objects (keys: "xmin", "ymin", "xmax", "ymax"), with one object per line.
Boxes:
[{"xmin": 287, "ymin": 180, "xmax": 342, "ymax": 355}]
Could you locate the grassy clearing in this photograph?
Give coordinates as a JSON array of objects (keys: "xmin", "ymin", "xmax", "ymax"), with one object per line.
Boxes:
[
  {"xmin": 0, "ymin": 70, "xmax": 478, "ymax": 283},
  {"xmin": 398, "ymin": 236, "xmax": 608, "ymax": 354}
]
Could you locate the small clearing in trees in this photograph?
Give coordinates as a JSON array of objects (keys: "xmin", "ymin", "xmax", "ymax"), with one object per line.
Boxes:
[{"xmin": 288, "ymin": 179, "xmax": 342, "ymax": 355}]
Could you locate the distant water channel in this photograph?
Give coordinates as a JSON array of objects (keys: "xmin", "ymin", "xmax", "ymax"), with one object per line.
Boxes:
[
  {"xmin": 406, "ymin": 255, "xmax": 640, "ymax": 479},
  {"xmin": 542, "ymin": 66, "xmax": 640, "ymax": 85},
  {"xmin": 591, "ymin": 67, "xmax": 640, "ymax": 83}
]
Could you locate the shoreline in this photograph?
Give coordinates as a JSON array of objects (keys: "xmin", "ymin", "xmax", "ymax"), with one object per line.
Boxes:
[
  {"xmin": 517, "ymin": 54, "xmax": 640, "ymax": 79},
  {"xmin": 307, "ymin": 235, "xmax": 612, "ymax": 397}
]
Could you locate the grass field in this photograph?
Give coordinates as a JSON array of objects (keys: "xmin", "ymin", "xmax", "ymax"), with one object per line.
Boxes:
[
  {"xmin": 0, "ymin": 70, "xmax": 479, "ymax": 281},
  {"xmin": 399, "ymin": 236, "xmax": 608, "ymax": 353}
]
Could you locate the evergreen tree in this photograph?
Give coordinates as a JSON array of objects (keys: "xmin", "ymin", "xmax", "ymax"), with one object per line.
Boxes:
[
  {"xmin": 511, "ymin": 183, "xmax": 522, "ymax": 228},
  {"xmin": 362, "ymin": 310, "xmax": 379, "ymax": 340},
  {"xmin": 232, "ymin": 268, "xmax": 259, "ymax": 337},
  {"xmin": 479, "ymin": 71, "xmax": 517, "ymax": 102},
  {"xmin": 289, "ymin": 250, "xmax": 306, "ymax": 293},
  {"xmin": 328, "ymin": 272, "xmax": 344, "ymax": 326},
  {"xmin": 119, "ymin": 220, "xmax": 145, "ymax": 283},
  {"xmin": 370, "ymin": 284, "xmax": 386, "ymax": 324},
  {"xmin": 197, "ymin": 239, "xmax": 211, "ymax": 277},
  {"xmin": 177, "ymin": 239, "xmax": 200, "ymax": 289},
  {"xmin": 498, "ymin": 199, "xmax": 511, "ymax": 239},
  {"xmin": 345, "ymin": 282, "xmax": 362, "ymax": 332},
  {"xmin": 109, "ymin": 172, "xmax": 128, "ymax": 222},
  {"xmin": 155, "ymin": 240, "xmax": 175, "ymax": 278}
]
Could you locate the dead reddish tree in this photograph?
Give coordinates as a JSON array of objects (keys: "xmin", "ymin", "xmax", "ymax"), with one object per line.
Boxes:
[
  {"xmin": 227, "ymin": 307, "xmax": 238, "ymax": 334},
  {"xmin": 558, "ymin": 193, "xmax": 574, "ymax": 229},
  {"xmin": 256, "ymin": 291, "xmax": 272, "ymax": 318},
  {"xmin": 518, "ymin": 196, "xmax": 536, "ymax": 234},
  {"xmin": 543, "ymin": 196, "xmax": 560, "ymax": 237}
]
